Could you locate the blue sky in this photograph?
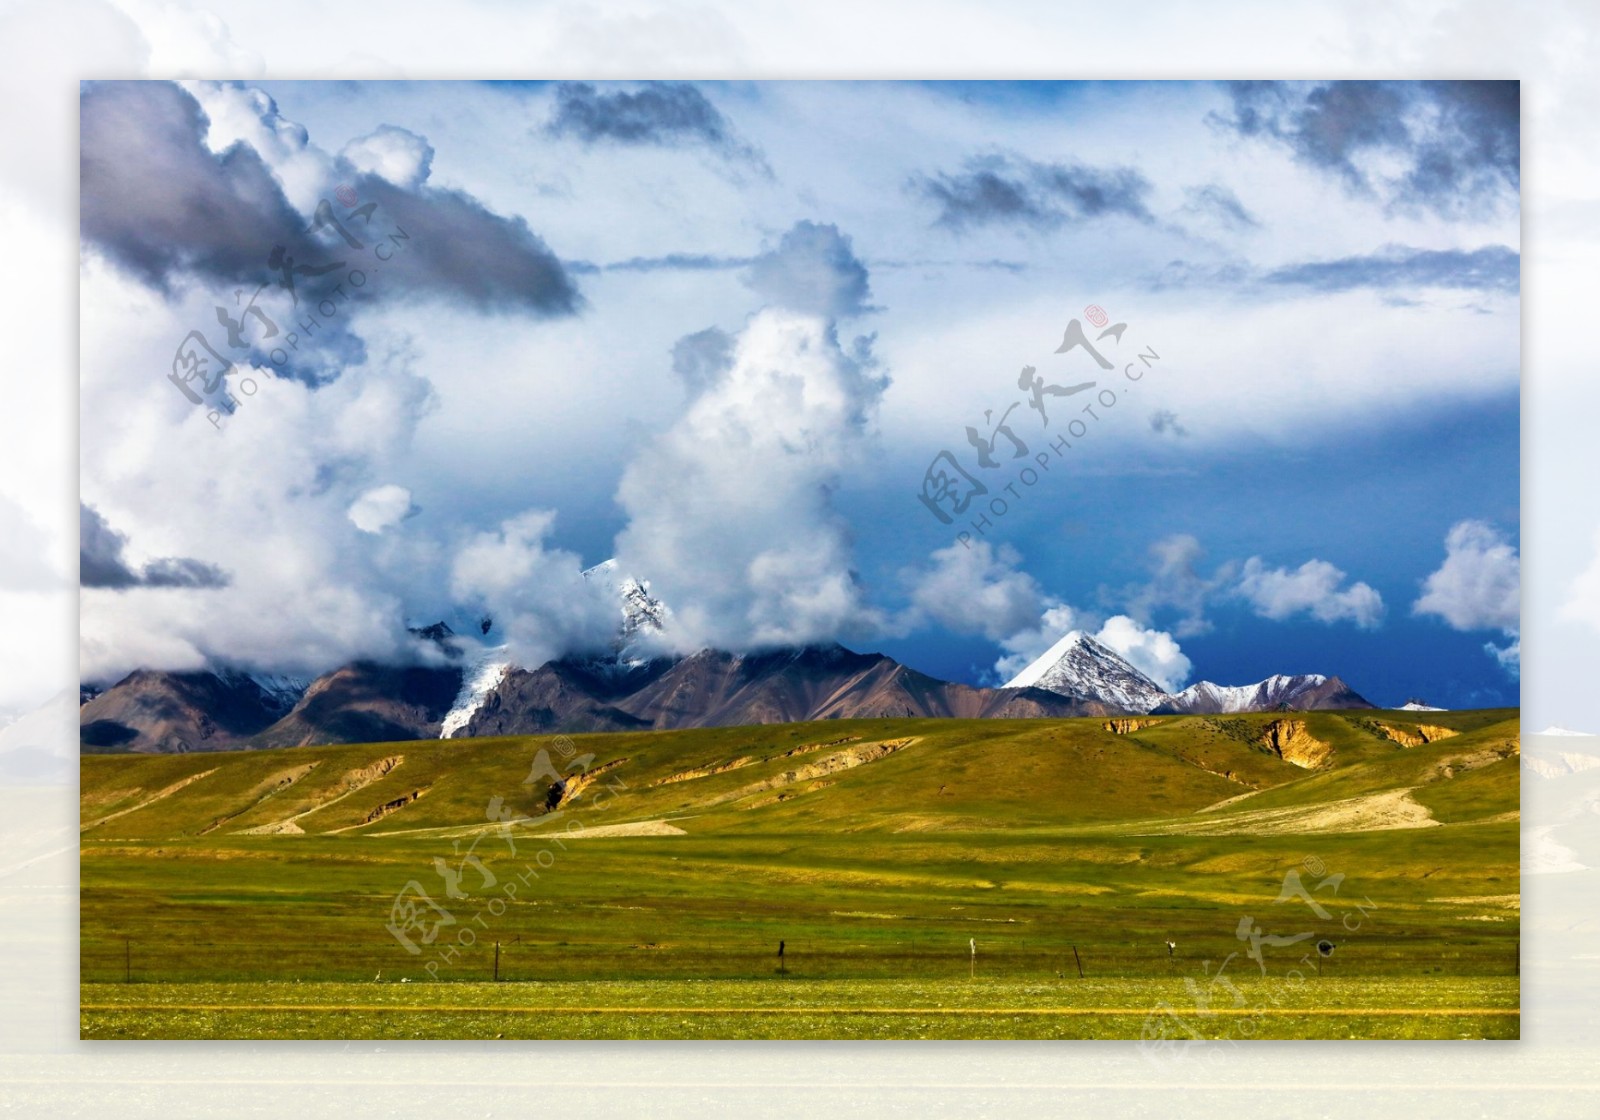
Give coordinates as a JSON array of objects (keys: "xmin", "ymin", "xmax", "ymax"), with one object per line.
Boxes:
[{"xmin": 77, "ymin": 79, "xmax": 1520, "ymax": 708}]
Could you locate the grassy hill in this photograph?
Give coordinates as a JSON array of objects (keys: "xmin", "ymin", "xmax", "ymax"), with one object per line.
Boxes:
[{"xmin": 79, "ymin": 711, "xmax": 1520, "ymax": 1038}]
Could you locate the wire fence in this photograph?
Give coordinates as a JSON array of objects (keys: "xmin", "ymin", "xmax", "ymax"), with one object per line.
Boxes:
[{"xmin": 81, "ymin": 938, "xmax": 1521, "ymax": 985}]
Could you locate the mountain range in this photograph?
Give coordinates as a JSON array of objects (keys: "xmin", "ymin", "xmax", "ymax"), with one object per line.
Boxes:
[{"xmin": 80, "ymin": 565, "xmax": 1378, "ymax": 754}]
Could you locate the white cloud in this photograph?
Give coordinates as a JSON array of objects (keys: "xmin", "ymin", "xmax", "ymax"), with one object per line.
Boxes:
[
  {"xmin": 348, "ymin": 485, "xmax": 415, "ymax": 534},
  {"xmin": 992, "ymin": 604, "xmax": 1082, "ymax": 683},
  {"xmin": 1486, "ymin": 635, "xmax": 1520, "ymax": 675},
  {"xmin": 1092, "ymin": 614, "xmax": 1192, "ymax": 692},
  {"xmin": 613, "ymin": 308, "xmax": 889, "ymax": 651},
  {"xmin": 340, "ymin": 125, "xmax": 435, "ymax": 191},
  {"xmin": 1415, "ymin": 519, "xmax": 1520, "ymax": 631},
  {"xmin": 906, "ymin": 540, "xmax": 1048, "ymax": 642},
  {"xmin": 1413, "ymin": 519, "xmax": 1520, "ymax": 678},
  {"xmin": 1234, "ymin": 556, "xmax": 1385, "ymax": 627},
  {"xmin": 77, "ymin": 260, "xmax": 441, "ymax": 682},
  {"xmin": 449, "ymin": 510, "xmax": 616, "ymax": 668}
]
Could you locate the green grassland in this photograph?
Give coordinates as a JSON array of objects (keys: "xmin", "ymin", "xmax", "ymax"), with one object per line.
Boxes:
[{"xmin": 79, "ymin": 710, "xmax": 1521, "ymax": 1039}]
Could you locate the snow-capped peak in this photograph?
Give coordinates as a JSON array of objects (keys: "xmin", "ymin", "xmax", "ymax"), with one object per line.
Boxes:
[
  {"xmin": 1004, "ymin": 631, "xmax": 1169, "ymax": 713},
  {"xmin": 1005, "ymin": 623, "xmax": 1371, "ymax": 715},
  {"xmin": 1399, "ymin": 699, "xmax": 1447, "ymax": 712},
  {"xmin": 1538, "ymin": 725, "xmax": 1596, "ymax": 737},
  {"xmin": 583, "ymin": 559, "xmax": 670, "ymax": 658}
]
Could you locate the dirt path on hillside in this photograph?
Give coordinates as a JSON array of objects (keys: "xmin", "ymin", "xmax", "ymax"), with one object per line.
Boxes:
[
  {"xmin": 80, "ymin": 769, "xmax": 217, "ymax": 833},
  {"xmin": 239, "ymin": 756, "xmax": 403, "ymax": 835}
]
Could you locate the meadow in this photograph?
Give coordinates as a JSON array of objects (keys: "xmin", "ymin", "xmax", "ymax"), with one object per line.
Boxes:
[{"xmin": 79, "ymin": 711, "xmax": 1521, "ymax": 1039}]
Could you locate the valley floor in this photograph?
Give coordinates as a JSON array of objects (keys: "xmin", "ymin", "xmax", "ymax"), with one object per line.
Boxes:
[{"xmin": 81, "ymin": 977, "xmax": 1520, "ymax": 1041}]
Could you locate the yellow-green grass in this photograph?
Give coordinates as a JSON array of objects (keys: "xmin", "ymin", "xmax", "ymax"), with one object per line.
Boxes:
[
  {"xmin": 80, "ymin": 978, "xmax": 1519, "ymax": 1040},
  {"xmin": 80, "ymin": 714, "xmax": 1520, "ymax": 1038}
]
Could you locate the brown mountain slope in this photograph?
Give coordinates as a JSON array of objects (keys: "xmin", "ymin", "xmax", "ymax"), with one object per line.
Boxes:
[
  {"xmin": 248, "ymin": 662, "xmax": 463, "ymax": 748},
  {"xmin": 78, "ymin": 670, "xmax": 300, "ymax": 753},
  {"xmin": 460, "ymin": 645, "xmax": 1094, "ymax": 737}
]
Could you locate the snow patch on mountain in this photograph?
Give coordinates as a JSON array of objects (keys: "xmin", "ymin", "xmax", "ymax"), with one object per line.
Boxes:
[
  {"xmin": 236, "ymin": 671, "xmax": 309, "ymax": 715},
  {"xmin": 1538, "ymin": 726, "xmax": 1595, "ymax": 737},
  {"xmin": 440, "ymin": 646, "xmax": 511, "ymax": 739},
  {"xmin": 1399, "ymin": 699, "xmax": 1446, "ymax": 712}
]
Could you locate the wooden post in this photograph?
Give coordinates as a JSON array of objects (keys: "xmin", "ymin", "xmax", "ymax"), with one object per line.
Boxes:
[{"xmin": 1072, "ymin": 945, "xmax": 1084, "ymax": 979}]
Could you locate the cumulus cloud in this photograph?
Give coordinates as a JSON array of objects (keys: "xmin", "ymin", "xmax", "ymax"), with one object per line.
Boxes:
[
  {"xmin": 1414, "ymin": 520, "xmax": 1520, "ymax": 631},
  {"xmin": 1214, "ymin": 80, "xmax": 1519, "ymax": 217},
  {"xmin": 1093, "ymin": 615, "xmax": 1192, "ymax": 693},
  {"xmin": 78, "ymin": 269, "xmax": 444, "ymax": 683},
  {"xmin": 914, "ymin": 153, "xmax": 1153, "ymax": 232},
  {"xmin": 743, "ymin": 221, "xmax": 873, "ymax": 320},
  {"xmin": 670, "ymin": 327, "xmax": 735, "ymax": 397},
  {"xmin": 1233, "ymin": 556, "xmax": 1385, "ymax": 627},
  {"xmin": 613, "ymin": 309, "xmax": 889, "ymax": 651},
  {"xmin": 1415, "ymin": 520, "xmax": 1520, "ymax": 677},
  {"xmin": 907, "ymin": 541, "xmax": 1050, "ymax": 643},
  {"xmin": 340, "ymin": 124, "xmax": 435, "ymax": 190},
  {"xmin": 80, "ymin": 81, "xmax": 581, "ymax": 317},
  {"xmin": 993, "ymin": 604, "xmax": 1083, "ymax": 683},
  {"xmin": 1116, "ymin": 534, "xmax": 1389, "ymax": 637},
  {"xmin": 79, "ymin": 504, "xmax": 229, "ymax": 590},
  {"xmin": 347, "ymin": 485, "xmax": 417, "ymax": 534},
  {"xmin": 989, "ymin": 607, "xmax": 1189, "ymax": 693},
  {"xmin": 546, "ymin": 81, "xmax": 763, "ymax": 166},
  {"xmin": 449, "ymin": 511, "xmax": 617, "ymax": 668}
]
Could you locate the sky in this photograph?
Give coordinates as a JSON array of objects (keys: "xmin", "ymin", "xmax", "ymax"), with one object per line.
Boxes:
[{"xmin": 76, "ymin": 78, "xmax": 1523, "ymax": 709}]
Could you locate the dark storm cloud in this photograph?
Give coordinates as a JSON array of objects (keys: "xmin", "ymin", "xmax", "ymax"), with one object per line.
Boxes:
[
  {"xmin": 80, "ymin": 81, "xmax": 581, "ymax": 317},
  {"xmin": 1264, "ymin": 245, "xmax": 1520, "ymax": 294},
  {"xmin": 80, "ymin": 504, "xmax": 229, "ymax": 590},
  {"xmin": 546, "ymin": 81, "xmax": 764, "ymax": 166},
  {"xmin": 349, "ymin": 176, "xmax": 581, "ymax": 316},
  {"xmin": 1214, "ymin": 80, "xmax": 1519, "ymax": 216},
  {"xmin": 80, "ymin": 80, "xmax": 307, "ymax": 291},
  {"xmin": 743, "ymin": 221, "xmax": 873, "ymax": 319},
  {"xmin": 914, "ymin": 154, "xmax": 1154, "ymax": 232}
]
